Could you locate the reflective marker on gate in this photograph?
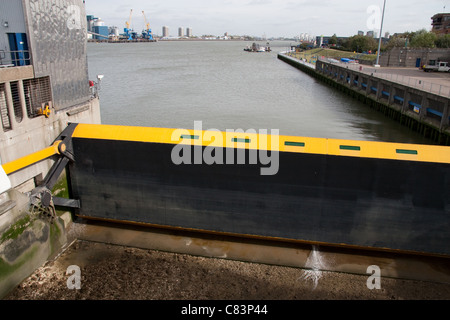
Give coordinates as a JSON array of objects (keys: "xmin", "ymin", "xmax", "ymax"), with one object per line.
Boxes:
[
  {"xmin": 181, "ymin": 135, "xmax": 199, "ymax": 140},
  {"xmin": 285, "ymin": 141, "xmax": 305, "ymax": 147},
  {"xmin": 340, "ymin": 145, "xmax": 361, "ymax": 151},
  {"xmin": 232, "ymin": 138, "xmax": 251, "ymax": 143},
  {"xmin": 396, "ymin": 149, "xmax": 418, "ymax": 155}
]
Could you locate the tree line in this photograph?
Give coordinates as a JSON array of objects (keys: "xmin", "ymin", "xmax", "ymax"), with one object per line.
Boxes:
[{"xmin": 326, "ymin": 29, "xmax": 450, "ymax": 53}]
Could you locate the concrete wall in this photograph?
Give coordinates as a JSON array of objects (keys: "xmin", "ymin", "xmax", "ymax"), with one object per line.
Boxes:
[
  {"xmin": 0, "ymin": 65, "xmax": 34, "ymax": 81},
  {"xmin": 0, "ymin": 66, "xmax": 101, "ymax": 190},
  {"xmin": 0, "ymin": 0, "xmax": 100, "ymax": 299},
  {"xmin": 314, "ymin": 59, "xmax": 450, "ymax": 141},
  {"xmin": 379, "ymin": 48, "xmax": 450, "ymax": 68},
  {"xmin": 0, "ymin": 0, "xmax": 101, "ymax": 191},
  {"xmin": 0, "ymin": 189, "xmax": 68, "ymax": 298},
  {"xmin": 22, "ymin": 0, "xmax": 90, "ymax": 111},
  {"xmin": 278, "ymin": 54, "xmax": 450, "ymax": 145},
  {"xmin": 0, "ymin": 94, "xmax": 101, "ymax": 191},
  {"xmin": 316, "ymin": 61, "xmax": 449, "ymax": 130}
]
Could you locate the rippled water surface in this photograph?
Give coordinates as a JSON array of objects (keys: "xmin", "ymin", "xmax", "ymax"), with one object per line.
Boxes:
[{"xmin": 87, "ymin": 40, "xmax": 433, "ymax": 144}]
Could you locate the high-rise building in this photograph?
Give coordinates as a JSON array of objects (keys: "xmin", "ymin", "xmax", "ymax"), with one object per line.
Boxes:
[
  {"xmin": 178, "ymin": 27, "xmax": 184, "ymax": 37},
  {"xmin": 431, "ymin": 13, "xmax": 450, "ymax": 34},
  {"xmin": 162, "ymin": 26, "xmax": 169, "ymax": 37},
  {"xmin": 186, "ymin": 28, "xmax": 192, "ymax": 37}
]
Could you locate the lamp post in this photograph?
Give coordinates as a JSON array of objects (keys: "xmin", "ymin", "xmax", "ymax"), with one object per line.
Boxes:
[{"xmin": 375, "ymin": 0, "xmax": 386, "ymax": 67}]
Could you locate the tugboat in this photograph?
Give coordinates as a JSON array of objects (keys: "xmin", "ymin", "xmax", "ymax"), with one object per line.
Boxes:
[{"xmin": 244, "ymin": 42, "xmax": 271, "ymax": 52}]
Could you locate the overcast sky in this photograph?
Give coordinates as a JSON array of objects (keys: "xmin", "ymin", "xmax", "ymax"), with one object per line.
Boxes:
[{"xmin": 84, "ymin": 0, "xmax": 448, "ymax": 38}]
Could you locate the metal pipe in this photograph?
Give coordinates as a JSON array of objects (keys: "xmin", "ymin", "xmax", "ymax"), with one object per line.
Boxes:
[
  {"xmin": 2, "ymin": 140, "xmax": 62, "ymax": 175},
  {"xmin": 375, "ymin": 0, "xmax": 386, "ymax": 66}
]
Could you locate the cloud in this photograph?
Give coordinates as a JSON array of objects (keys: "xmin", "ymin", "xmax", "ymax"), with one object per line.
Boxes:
[
  {"xmin": 246, "ymin": 0, "xmax": 273, "ymax": 5},
  {"xmin": 84, "ymin": 0, "xmax": 442, "ymax": 37}
]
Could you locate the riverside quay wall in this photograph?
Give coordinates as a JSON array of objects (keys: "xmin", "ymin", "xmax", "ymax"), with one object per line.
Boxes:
[{"xmin": 278, "ymin": 54, "xmax": 450, "ymax": 145}]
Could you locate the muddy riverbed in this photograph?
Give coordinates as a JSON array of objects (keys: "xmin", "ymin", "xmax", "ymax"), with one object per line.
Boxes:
[{"xmin": 6, "ymin": 239, "xmax": 450, "ymax": 301}]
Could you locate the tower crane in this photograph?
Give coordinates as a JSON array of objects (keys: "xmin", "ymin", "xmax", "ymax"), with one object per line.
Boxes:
[
  {"xmin": 124, "ymin": 9, "xmax": 136, "ymax": 40},
  {"xmin": 142, "ymin": 11, "xmax": 153, "ymax": 40}
]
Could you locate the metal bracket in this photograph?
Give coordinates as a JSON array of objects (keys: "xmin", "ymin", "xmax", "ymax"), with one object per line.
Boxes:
[
  {"xmin": 37, "ymin": 123, "xmax": 80, "ymax": 211},
  {"xmin": 53, "ymin": 197, "xmax": 80, "ymax": 209},
  {"xmin": 42, "ymin": 123, "xmax": 78, "ymax": 190},
  {"xmin": 30, "ymin": 186, "xmax": 57, "ymax": 223}
]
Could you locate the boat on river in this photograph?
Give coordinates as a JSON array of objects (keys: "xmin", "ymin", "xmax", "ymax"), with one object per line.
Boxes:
[{"xmin": 244, "ymin": 42, "xmax": 271, "ymax": 52}]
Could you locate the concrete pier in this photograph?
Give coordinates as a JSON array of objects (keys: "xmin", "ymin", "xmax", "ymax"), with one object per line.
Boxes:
[{"xmin": 278, "ymin": 54, "xmax": 450, "ymax": 145}]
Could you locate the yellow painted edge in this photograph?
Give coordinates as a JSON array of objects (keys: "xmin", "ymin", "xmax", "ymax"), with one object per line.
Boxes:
[
  {"xmin": 71, "ymin": 123, "xmax": 450, "ymax": 164},
  {"xmin": 3, "ymin": 141, "xmax": 61, "ymax": 175}
]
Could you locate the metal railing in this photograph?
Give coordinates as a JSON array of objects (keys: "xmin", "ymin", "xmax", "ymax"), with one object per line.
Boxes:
[
  {"xmin": 0, "ymin": 50, "xmax": 31, "ymax": 67},
  {"xmin": 368, "ymin": 71, "xmax": 450, "ymax": 98},
  {"xmin": 0, "ymin": 77, "xmax": 52, "ymax": 132},
  {"xmin": 279, "ymin": 52, "xmax": 316, "ymax": 69},
  {"xmin": 319, "ymin": 57, "xmax": 450, "ymax": 98},
  {"xmin": 0, "ymin": 83, "xmax": 12, "ymax": 131},
  {"xmin": 23, "ymin": 77, "xmax": 52, "ymax": 118}
]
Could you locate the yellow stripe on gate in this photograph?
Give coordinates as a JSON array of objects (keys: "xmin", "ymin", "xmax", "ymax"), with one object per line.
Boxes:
[{"xmin": 70, "ymin": 123, "xmax": 450, "ymax": 164}]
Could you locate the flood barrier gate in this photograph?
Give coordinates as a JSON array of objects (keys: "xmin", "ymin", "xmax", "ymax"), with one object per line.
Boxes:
[{"xmin": 3, "ymin": 123, "xmax": 450, "ymax": 256}]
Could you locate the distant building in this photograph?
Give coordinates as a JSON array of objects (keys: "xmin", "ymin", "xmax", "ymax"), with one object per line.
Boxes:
[
  {"xmin": 93, "ymin": 25, "xmax": 108, "ymax": 40},
  {"xmin": 358, "ymin": 30, "xmax": 364, "ymax": 36},
  {"xmin": 109, "ymin": 26, "xmax": 120, "ymax": 37},
  {"xmin": 431, "ymin": 13, "xmax": 450, "ymax": 34},
  {"xmin": 316, "ymin": 35, "xmax": 348, "ymax": 47},
  {"xmin": 178, "ymin": 27, "xmax": 184, "ymax": 37},
  {"xmin": 186, "ymin": 28, "xmax": 192, "ymax": 37},
  {"xmin": 379, "ymin": 47, "xmax": 450, "ymax": 67},
  {"xmin": 87, "ymin": 15, "xmax": 95, "ymax": 32},
  {"xmin": 299, "ymin": 33, "xmax": 313, "ymax": 42},
  {"xmin": 86, "ymin": 15, "xmax": 108, "ymax": 40},
  {"xmin": 162, "ymin": 26, "xmax": 169, "ymax": 37}
]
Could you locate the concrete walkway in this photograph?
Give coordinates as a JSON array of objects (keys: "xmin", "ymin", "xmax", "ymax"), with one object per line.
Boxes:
[{"xmin": 330, "ymin": 62, "xmax": 450, "ymax": 98}]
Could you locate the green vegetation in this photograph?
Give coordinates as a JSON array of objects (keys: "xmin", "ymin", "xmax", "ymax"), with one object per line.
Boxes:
[
  {"xmin": 386, "ymin": 29, "xmax": 450, "ymax": 49},
  {"xmin": 293, "ymin": 29, "xmax": 449, "ymax": 65},
  {"xmin": 49, "ymin": 220, "xmax": 63, "ymax": 257},
  {"xmin": 51, "ymin": 172, "xmax": 69, "ymax": 199},
  {"xmin": 0, "ymin": 215, "xmax": 32, "ymax": 244},
  {"xmin": 0, "ymin": 247, "xmax": 38, "ymax": 280},
  {"xmin": 342, "ymin": 35, "xmax": 378, "ymax": 53},
  {"xmin": 327, "ymin": 30, "xmax": 448, "ymax": 52},
  {"xmin": 51, "ymin": 172, "xmax": 73, "ymax": 217},
  {"xmin": 409, "ymin": 30, "xmax": 437, "ymax": 48},
  {"xmin": 435, "ymin": 34, "xmax": 450, "ymax": 48},
  {"xmin": 288, "ymin": 48, "xmax": 376, "ymax": 64}
]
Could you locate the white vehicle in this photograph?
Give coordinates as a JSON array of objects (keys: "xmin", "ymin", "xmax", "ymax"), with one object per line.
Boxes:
[{"xmin": 423, "ymin": 61, "xmax": 450, "ymax": 72}]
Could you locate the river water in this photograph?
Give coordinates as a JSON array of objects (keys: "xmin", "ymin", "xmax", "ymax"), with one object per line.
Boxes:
[{"xmin": 87, "ymin": 40, "xmax": 433, "ymax": 144}]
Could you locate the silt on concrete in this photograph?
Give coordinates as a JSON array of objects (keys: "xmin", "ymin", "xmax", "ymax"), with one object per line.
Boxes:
[{"xmin": 69, "ymin": 218, "xmax": 450, "ymax": 285}]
